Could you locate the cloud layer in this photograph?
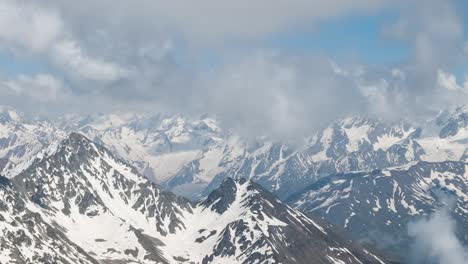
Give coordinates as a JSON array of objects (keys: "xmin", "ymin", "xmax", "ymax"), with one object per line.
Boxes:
[
  {"xmin": 0, "ymin": 0, "xmax": 466, "ymax": 140},
  {"xmin": 407, "ymin": 195, "xmax": 468, "ymax": 264}
]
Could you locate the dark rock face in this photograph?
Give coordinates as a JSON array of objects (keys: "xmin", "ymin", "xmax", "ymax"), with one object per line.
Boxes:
[
  {"xmin": 286, "ymin": 161, "xmax": 468, "ymax": 259},
  {"xmin": 199, "ymin": 177, "xmax": 239, "ymax": 214},
  {"xmin": 0, "ymin": 157, "xmax": 8, "ymax": 172}
]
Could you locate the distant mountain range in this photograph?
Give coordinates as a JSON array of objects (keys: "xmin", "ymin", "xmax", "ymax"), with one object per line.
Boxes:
[{"xmin": 1, "ymin": 105, "xmax": 467, "ymax": 199}]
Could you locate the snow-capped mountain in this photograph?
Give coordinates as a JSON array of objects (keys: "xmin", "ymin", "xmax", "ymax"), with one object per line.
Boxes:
[
  {"xmin": 211, "ymin": 117, "xmax": 424, "ymax": 199},
  {"xmin": 10, "ymin": 132, "xmax": 192, "ymax": 263},
  {"xmin": 285, "ymin": 161, "xmax": 468, "ymax": 258},
  {"xmin": 0, "ymin": 107, "xmax": 64, "ymax": 177},
  {"xmin": 0, "ymin": 109, "xmax": 244, "ymax": 199},
  {"xmin": 418, "ymin": 105, "xmax": 468, "ymax": 162},
  {"xmin": 1, "ymin": 105, "xmax": 468, "ymax": 201},
  {"xmin": 1, "ymin": 133, "xmax": 387, "ymax": 264},
  {"xmin": 60, "ymin": 113, "xmax": 228, "ymax": 183}
]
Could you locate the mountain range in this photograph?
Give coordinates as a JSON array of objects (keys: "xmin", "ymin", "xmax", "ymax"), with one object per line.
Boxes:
[
  {"xmin": 1, "ymin": 105, "xmax": 467, "ymax": 198},
  {"xmin": 0, "ymin": 132, "xmax": 386, "ymax": 264}
]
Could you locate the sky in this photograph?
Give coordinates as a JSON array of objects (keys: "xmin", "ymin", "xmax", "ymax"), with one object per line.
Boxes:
[{"xmin": 0, "ymin": 0, "xmax": 467, "ymax": 140}]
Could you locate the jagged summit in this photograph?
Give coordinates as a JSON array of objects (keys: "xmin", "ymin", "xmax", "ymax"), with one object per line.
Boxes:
[
  {"xmin": 64, "ymin": 131, "xmax": 91, "ymax": 144},
  {"xmin": 199, "ymin": 177, "xmax": 240, "ymax": 213},
  {"xmin": 52, "ymin": 131, "xmax": 112, "ymax": 155}
]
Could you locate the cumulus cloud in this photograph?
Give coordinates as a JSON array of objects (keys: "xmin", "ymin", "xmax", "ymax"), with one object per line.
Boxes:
[
  {"xmin": 52, "ymin": 39, "xmax": 128, "ymax": 83},
  {"xmin": 0, "ymin": 0, "xmax": 127, "ymax": 85},
  {"xmin": 437, "ymin": 70, "xmax": 468, "ymax": 93},
  {"xmin": 407, "ymin": 195, "xmax": 468, "ymax": 264}
]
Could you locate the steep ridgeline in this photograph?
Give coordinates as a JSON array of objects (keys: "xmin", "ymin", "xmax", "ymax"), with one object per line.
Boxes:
[
  {"xmin": 2, "ymin": 133, "xmax": 388, "ymax": 263},
  {"xmin": 286, "ymin": 161, "xmax": 468, "ymax": 258}
]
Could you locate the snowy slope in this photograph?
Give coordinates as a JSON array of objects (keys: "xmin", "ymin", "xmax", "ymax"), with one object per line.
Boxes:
[
  {"xmin": 0, "ymin": 176, "xmax": 98, "ymax": 264},
  {"xmin": 418, "ymin": 105, "xmax": 468, "ymax": 162}
]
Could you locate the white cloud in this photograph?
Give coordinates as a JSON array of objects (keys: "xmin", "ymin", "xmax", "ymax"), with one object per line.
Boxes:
[
  {"xmin": 0, "ymin": 0, "xmax": 62, "ymax": 53},
  {"xmin": 408, "ymin": 204, "xmax": 468, "ymax": 264},
  {"xmin": 0, "ymin": 0, "xmax": 128, "ymax": 84},
  {"xmin": 384, "ymin": 0, "xmax": 464, "ymax": 70},
  {"xmin": 0, "ymin": 0, "xmax": 466, "ymax": 141},
  {"xmin": 437, "ymin": 70, "xmax": 468, "ymax": 93},
  {"xmin": 52, "ymin": 40, "xmax": 128, "ymax": 82},
  {"xmin": 193, "ymin": 52, "xmax": 368, "ymax": 140},
  {"xmin": 391, "ymin": 68, "xmax": 405, "ymax": 80},
  {"xmin": 2, "ymin": 74, "xmax": 67, "ymax": 101}
]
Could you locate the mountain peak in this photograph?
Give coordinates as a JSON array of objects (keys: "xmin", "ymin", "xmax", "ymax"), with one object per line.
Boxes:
[
  {"xmin": 63, "ymin": 131, "xmax": 94, "ymax": 145},
  {"xmin": 31, "ymin": 132, "xmax": 102, "ymax": 165},
  {"xmin": 192, "ymin": 177, "xmax": 386, "ymax": 264},
  {"xmin": 199, "ymin": 177, "xmax": 246, "ymax": 214}
]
